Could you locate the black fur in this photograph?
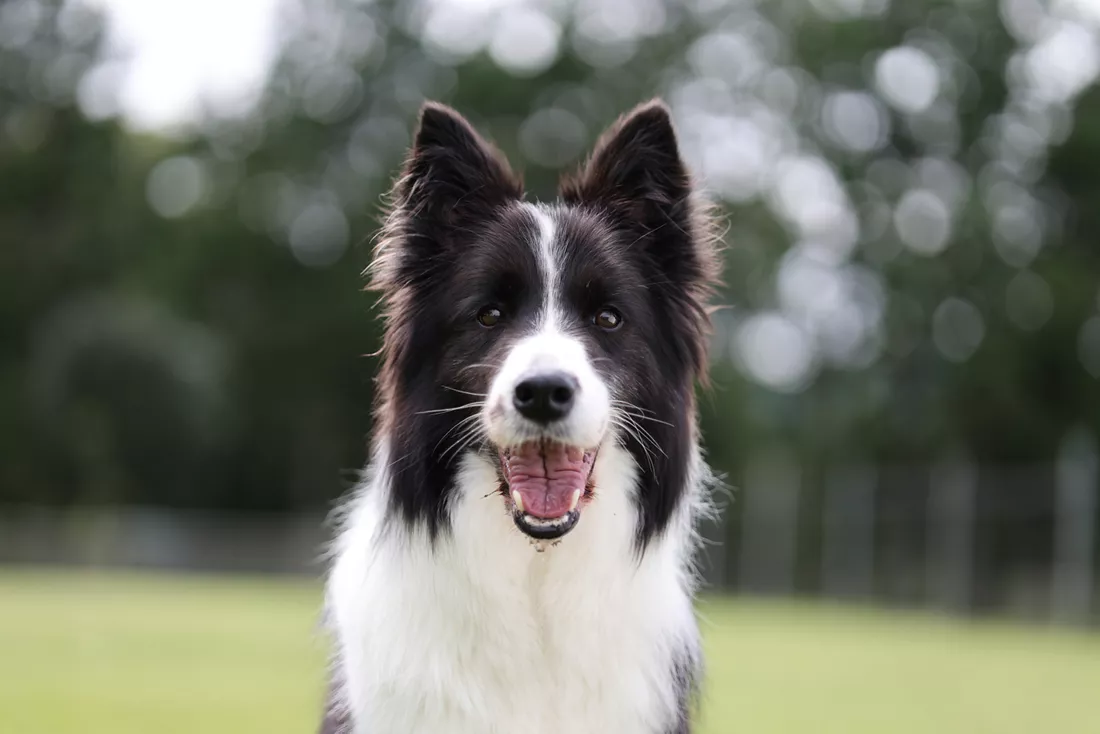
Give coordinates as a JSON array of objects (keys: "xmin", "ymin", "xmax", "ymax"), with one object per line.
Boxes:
[
  {"xmin": 318, "ymin": 687, "xmax": 350, "ymax": 734},
  {"xmin": 669, "ymin": 643, "xmax": 703, "ymax": 733},
  {"xmin": 369, "ymin": 100, "xmax": 719, "ymax": 549}
]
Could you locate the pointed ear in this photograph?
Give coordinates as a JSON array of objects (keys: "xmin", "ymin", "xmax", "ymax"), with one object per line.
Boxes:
[
  {"xmin": 561, "ymin": 101, "xmax": 722, "ymax": 381},
  {"xmin": 396, "ymin": 102, "xmax": 523, "ymax": 227},
  {"xmin": 559, "ymin": 100, "xmax": 690, "ymax": 218}
]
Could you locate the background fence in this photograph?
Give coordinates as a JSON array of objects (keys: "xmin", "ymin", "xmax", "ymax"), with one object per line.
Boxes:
[
  {"xmin": 703, "ymin": 449, "xmax": 1098, "ymax": 625},
  {"xmin": 6, "ymin": 446, "xmax": 1095, "ymax": 626}
]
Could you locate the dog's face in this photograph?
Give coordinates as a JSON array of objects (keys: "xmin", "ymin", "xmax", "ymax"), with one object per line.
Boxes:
[{"xmin": 372, "ymin": 101, "xmax": 718, "ymax": 546}]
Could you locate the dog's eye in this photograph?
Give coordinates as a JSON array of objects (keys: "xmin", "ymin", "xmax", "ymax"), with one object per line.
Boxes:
[
  {"xmin": 477, "ymin": 306, "xmax": 503, "ymax": 328},
  {"xmin": 594, "ymin": 307, "xmax": 623, "ymax": 331}
]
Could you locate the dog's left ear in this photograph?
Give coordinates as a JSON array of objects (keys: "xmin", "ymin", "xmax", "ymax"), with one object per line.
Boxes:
[
  {"xmin": 562, "ymin": 100, "xmax": 721, "ymax": 380},
  {"xmin": 559, "ymin": 100, "xmax": 692, "ymax": 223}
]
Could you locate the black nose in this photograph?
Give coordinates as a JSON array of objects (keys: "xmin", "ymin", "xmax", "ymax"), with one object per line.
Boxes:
[{"xmin": 513, "ymin": 373, "xmax": 578, "ymax": 424}]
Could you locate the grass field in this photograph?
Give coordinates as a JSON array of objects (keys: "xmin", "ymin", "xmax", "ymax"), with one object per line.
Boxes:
[{"xmin": 1, "ymin": 569, "xmax": 1098, "ymax": 734}]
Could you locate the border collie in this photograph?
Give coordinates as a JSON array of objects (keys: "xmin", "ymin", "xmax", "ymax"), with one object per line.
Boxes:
[{"xmin": 321, "ymin": 99, "xmax": 721, "ymax": 734}]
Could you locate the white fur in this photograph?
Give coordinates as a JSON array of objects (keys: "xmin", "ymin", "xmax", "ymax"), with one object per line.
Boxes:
[
  {"xmin": 484, "ymin": 329, "xmax": 610, "ymax": 451},
  {"xmin": 529, "ymin": 203, "xmax": 562, "ymax": 330},
  {"xmin": 326, "ymin": 202, "xmax": 704, "ymax": 733},
  {"xmin": 482, "ymin": 204, "xmax": 610, "ymax": 451},
  {"xmin": 327, "ymin": 442, "xmax": 703, "ymax": 734}
]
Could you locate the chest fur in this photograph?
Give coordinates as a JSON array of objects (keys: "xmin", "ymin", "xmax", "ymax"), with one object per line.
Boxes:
[{"xmin": 328, "ymin": 457, "xmax": 699, "ymax": 734}]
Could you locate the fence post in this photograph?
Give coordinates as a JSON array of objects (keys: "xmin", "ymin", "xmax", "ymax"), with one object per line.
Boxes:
[
  {"xmin": 821, "ymin": 464, "xmax": 876, "ymax": 600},
  {"xmin": 1052, "ymin": 428, "xmax": 1098, "ymax": 625},
  {"xmin": 926, "ymin": 456, "xmax": 977, "ymax": 614},
  {"xmin": 737, "ymin": 446, "xmax": 800, "ymax": 596}
]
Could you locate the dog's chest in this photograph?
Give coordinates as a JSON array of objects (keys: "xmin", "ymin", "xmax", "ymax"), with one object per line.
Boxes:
[
  {"xmin": 369, "ymin": 564, "xmax": 673, "ymax": 732},
  {"xmin": 330, "ymin": 475, "xmax": 696, "ymax": 734}
]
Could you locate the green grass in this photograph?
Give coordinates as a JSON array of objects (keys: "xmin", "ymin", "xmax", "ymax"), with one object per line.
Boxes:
[{"xmin": 1, "ymin": 569, "xmax": 1098, "ymax": 734}]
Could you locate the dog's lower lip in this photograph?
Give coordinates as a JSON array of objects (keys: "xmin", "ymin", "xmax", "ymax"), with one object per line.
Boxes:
[{"xmin": 512, "ymin": 509, "xmax": 580, "ymax": 540}]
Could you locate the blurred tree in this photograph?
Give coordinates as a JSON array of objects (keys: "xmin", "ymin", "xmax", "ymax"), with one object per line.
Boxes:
[{"xmin": 1, "ymin": 0, "xmax": 1098, "ymax": 523}]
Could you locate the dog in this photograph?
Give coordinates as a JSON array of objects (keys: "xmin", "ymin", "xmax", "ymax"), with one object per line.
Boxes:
[{"xmin": 321, "ymin": 99, "xmax": 721, "ymax": 734}]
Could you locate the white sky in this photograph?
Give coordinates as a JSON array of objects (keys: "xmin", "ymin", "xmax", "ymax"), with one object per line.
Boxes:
[{"xmin": 77, "ymin": 0, "xmax": 283, "ymax": 132}]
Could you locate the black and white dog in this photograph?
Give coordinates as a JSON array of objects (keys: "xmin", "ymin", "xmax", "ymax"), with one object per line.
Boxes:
[{"xmin": 322, "ymin": 100, "xmax": 721, "ymax": 734}]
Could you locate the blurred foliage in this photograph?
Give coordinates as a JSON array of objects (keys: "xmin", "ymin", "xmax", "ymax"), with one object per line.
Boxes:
[{"xmin": 2, "ymin": 0, "xmax": 1100, "ymax": 511}]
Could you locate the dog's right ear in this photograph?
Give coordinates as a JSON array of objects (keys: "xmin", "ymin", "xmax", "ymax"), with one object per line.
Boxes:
[{"xmin": 393, "ymin": 103, "xmax": 523, "ymax": 231}]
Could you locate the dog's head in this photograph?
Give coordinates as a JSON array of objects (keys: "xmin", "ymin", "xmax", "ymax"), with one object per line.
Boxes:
[{"xmin": 371, "ymin": 101, "xmax": 719, "ymax": 545}]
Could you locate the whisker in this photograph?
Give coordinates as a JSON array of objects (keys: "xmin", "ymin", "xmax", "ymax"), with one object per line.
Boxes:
[
  {"xmin": 615, "ymin": 411, "xmax": 668, "ymax": 459},
  {"xmin": 610, "ymin": 418, "xmax": 657, "ymax": 477},
  {"xmin": 609, "ymin": 414, "xmax": 660, "ymax": 472},
  {"xmin": 442, "ymin": 385, "xmax": 487, "ymax": 397},
  {"xmin": 609, "ymin": 399, "xmax": 675, "ymax": 428},
  {"xmin": 609, "ymin": 399, "xmax": 659, "ymax": 417},
  {"xmin": 438, "ymin": 412, "xmax": 488, "ymax": 459},
  {"xmin": 440, "ymin": 423, "xmax": 486, "ymax": 466},
  {"xmin": 432, "ymin": 413, "xmax": 482, "ymax": 454},
  {"xmin": 415, "ymin": 402, "xmax": 485, "ymax": 416},
  {"xmin": 618, "ymin": 411, "xmax": 673, "ymax": 428},
  {"xmin": 624, "ymin": 429, "xmax": 664, "ymax": 463}
]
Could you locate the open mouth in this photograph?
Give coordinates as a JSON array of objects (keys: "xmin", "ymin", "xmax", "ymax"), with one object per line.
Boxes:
[{"xmin": 498, "ymin": 440, "xmax": 597, "ymax": 541}]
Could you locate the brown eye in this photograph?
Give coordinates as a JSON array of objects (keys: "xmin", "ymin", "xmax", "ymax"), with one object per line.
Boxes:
[
  {"xmin": 594, "ymin": 307, "xmax": 622, "ymax": 331},
  {"xmin": 477, "ymin": 306, "xmax": 503, "ymax": 327}
]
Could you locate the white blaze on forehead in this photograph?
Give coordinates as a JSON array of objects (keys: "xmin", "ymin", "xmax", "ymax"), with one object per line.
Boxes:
[{"xmin": 523, "ymin": 203, "xmax": 560, "ymax": 331}]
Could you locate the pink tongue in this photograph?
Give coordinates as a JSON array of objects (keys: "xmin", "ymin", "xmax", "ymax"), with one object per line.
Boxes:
[{"xmin": 502, "ymin": 443, "xmax": 590, "ymax": 519}]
